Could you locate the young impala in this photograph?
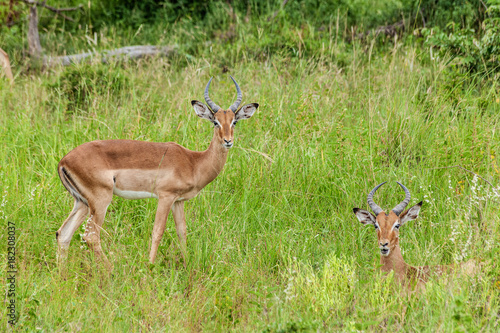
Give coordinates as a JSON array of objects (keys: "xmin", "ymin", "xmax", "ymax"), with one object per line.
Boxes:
[
  {"xmin": 353, "ymin": 182, "xmax": 479, "ymax": 288},
  {"xmin": 56, "ymin": 76, "xmax": 258, "ymax": 269}
]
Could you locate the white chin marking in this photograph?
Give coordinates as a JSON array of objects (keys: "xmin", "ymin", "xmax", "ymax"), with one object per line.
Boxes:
[
  {"xmin": 113, "ymin": 187, "xmax": 158, "ymax": 200},
  {"xmin": 380, "ymin": 250, "xmax": 390, "ymax": 257}
]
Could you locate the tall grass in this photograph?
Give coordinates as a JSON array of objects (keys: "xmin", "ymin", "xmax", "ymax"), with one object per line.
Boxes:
[{"xmin": 1, "ymin": 37, "xmax": 500, "ymax": 331}]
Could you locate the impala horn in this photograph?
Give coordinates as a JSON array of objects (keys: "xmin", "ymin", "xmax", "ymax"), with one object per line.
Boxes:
[
  {"xmin": 392, "ymin": 182, "xmax": 411, "ymax": 216},
  {"xmin": 228, "ymin": 75, "xmax": 242, "ymax": 112},
  {"xmin": 367, "ymin": 182, "xmax": 387, "ymax": 216},
  {"xmin": 204, "ymin": 77, "xmax": 221, "ymax": 113}
]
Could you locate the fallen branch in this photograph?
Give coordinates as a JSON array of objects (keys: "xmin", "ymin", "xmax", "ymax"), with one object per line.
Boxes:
[{"xmin": 44, "ymin": 45, "xmax": 177, "ymax": 67}]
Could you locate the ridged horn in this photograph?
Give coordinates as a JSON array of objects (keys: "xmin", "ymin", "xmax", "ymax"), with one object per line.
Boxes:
[
  {"xmin": 392, "ymin": 182, "xmax": 411, "ymax": 216},
  {"xmin": 204, "ymin": 77, "xmax": 221, "ymax": 113},
  {"xmin": 367, "ymin": 182, "xmax": 387, "ymax": 216},
  {"xmin": 228, "ymin": 75, "xmax": 242, "ymax": 112}
]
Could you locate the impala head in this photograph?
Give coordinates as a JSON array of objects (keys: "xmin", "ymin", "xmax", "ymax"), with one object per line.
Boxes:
[
  {"xmin": 353, "ymin": 182, "xmax": 422, "ymax": 257},
  {"xmin": 191, "ymin": 76, "xmax": 259, "ymax": 149}
]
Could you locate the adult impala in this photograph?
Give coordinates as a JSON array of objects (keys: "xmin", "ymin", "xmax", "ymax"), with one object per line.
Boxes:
[
  {"xmin": 353, "ymin": 182, "xmax": 479, "ymax": 288},
  {"xmin": 56, "ymin": 76, "xmax": 258, "ymax": 268}
]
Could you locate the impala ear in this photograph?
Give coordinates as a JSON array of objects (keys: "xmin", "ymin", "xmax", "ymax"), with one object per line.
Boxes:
[
  {"xmin": 235, "ymin": 103, "xmax": 258, "ymax": 121},
  {"xmin": 353, "ymin": 208, "xmax": 377, "ymax": 226},
  {"xmin": 192, "ymin": 100, "xmax": 215, "ymax": 121},
  {"xmin": 399, "ymin": 201, "xmax": 422, "ymax": 225}
]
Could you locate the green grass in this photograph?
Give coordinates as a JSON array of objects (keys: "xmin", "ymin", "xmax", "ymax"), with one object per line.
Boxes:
[{"xmin": 1, "ymin": 41, "xmax": 500, "ymax": 331}]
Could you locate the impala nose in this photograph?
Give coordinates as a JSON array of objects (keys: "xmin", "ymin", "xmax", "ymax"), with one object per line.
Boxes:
[
  {"xmin": 379, "ymin": 241, "xmax": 390, "ymax": 256},
  {"xmin": 223, "ymin": 138, "xmax": 233, "ymax": 147}
]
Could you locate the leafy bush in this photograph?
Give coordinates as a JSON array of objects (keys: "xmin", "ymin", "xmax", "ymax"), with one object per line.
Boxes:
[
  {"xmin": 422, "ymin": 0, "xmax": 500, "ymax": 76},
  {"xmin": 89, "ymin": 0, "xmax": 211, "ymax": 29},
  {"xmin": 47, "ymin": 63, "xmax": 129, "ymax": 112},
  {"xmin": 419, "ymin": 0, "xmax": 487, "ymax": 31},
  {"xmin": 88, "ymin": 0, "xmax": 410, "ymax": 31},
  {"xmin": 0, "ymin": 0, "xmax": 23, "ymax": 28}
]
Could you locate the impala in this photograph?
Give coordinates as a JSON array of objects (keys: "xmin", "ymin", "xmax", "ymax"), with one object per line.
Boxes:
[
  {"xmin": 56, "ymin": 76, "xmax": 259, "ymax": 268},
  {"xmin": 353, "ymin": 182, "xmax": 479, "ymax": 288}
]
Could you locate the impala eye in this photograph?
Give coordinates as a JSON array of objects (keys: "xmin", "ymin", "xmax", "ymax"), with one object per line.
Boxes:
[
  {"xmin": 374, "ymin": 224, "xmax": 379, "ymax": 230},
  {"xmin": 394, "ymin": 224, "xmax": 401, "ymax": 230}
]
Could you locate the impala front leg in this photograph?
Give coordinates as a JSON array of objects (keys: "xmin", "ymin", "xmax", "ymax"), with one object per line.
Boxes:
[
  {"xmin": 172, "ymin": 201, "xmax": 187, "ymax": 265},
  {"xmin": 149, "ymin": 195, "xmax": 177, "ymax": 264}
]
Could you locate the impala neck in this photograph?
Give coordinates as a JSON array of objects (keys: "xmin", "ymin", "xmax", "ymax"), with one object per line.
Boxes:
[
  {"xmin": 197, "ymin": 130, "xmax": 229, "ymax": 187},
  {"xmin": 380, "ymin": 244, "xmax": 409, "ymax": 280}
]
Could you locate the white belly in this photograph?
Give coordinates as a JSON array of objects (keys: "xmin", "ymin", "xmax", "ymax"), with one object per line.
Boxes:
[{"xmin": 113, "ymin": 186, "xmax": 158, "ymax": 200}]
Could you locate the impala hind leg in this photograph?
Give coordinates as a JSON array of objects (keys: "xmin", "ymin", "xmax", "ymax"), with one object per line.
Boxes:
[
  {"xmin": 149, "ymin": 195, "xmax": 177, "ymax": 264},
  {"xmin": 83, "ymin": 191, "xmax": 113, "ymax": 270},
  {"xmin": 57, "ymin": 200, "xmax": 89, "ymax": 264},
  {"xmin": 172, "ymin": 201, "xmax": 187, "ymax": 266}
]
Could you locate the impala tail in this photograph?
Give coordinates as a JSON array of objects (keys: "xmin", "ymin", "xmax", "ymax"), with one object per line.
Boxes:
[{"xmin": 58, "ymin": 165, "xmax": 88, "ymax": 205}]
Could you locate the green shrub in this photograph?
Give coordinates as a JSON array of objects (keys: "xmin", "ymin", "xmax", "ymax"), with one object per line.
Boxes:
[
  {"xmin": 419, "ymin": 0, "xmax": 487, "ymax": 31},
  {"xmin": 47, "ymin": 63, "xmax": 129, "ymax": 112},
  {"xmin": 422, "ymin": 0, "xmax": 500, "ymax": 76}
]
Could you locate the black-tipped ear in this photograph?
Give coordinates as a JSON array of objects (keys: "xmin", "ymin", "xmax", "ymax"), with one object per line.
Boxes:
[
  {"xmin": 399, "ymin": 201, "xmax": 422, "ymax": 225},
  {"xmin": 192, "ymin": 100, "xmax": 215, "ymax": 121},
  {"xmin": 235, "ymin": 103, "xmax": 258, "ymax": 120},
  {"xmin": 353, "ymin": 208, "xmax": 377, "ymax": 225}
]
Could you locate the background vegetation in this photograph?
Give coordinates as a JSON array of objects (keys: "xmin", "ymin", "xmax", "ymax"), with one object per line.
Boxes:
[{"xmin": 1, "ymin": 0, "xmax": 500, "ymax": 331}]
